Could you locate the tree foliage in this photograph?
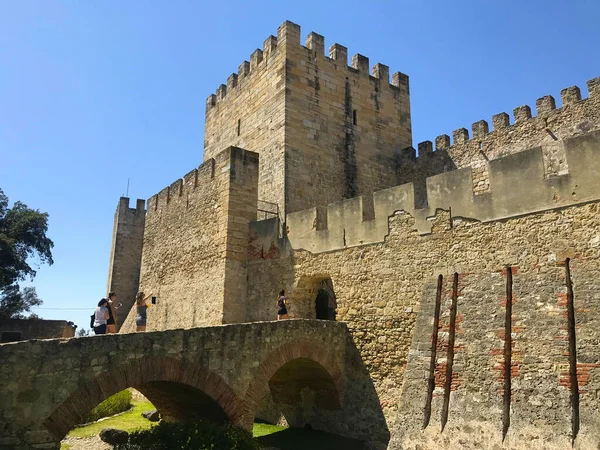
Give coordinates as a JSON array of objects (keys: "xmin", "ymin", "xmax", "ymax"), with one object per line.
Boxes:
[
  {"xmin": 77, "ymin": 328, "xmax": 90, "ymax": 337},
  {"xmin": 0, "ymin": 188, "xmax": 53, "ymax": 319},
  {"xmin": 0, "ymin": 284, "xmax": 43, "ymax": 319},
  {"xmin": 0, "ymin": 188, "xmax": 54, "ymax": 289},
  {"xmin": 116, "ymin": 420, "xmax": 260, "ymax": 450}
]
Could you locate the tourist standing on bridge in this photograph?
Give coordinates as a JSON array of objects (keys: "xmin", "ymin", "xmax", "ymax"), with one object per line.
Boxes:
[
  {"xmin": 277, "ymin": 290, "xmax": 289, "ymax": 320},
  {"xmin": 93, "ymin": 299, "xmax": 110, "ymax": 335},
  {"xmin": 135, "ymin": 291, "xmax": 153, "ymax": 332},
  {"xmin": 106, "ymin": 291, "xmax": 119, "ymax": 334}
]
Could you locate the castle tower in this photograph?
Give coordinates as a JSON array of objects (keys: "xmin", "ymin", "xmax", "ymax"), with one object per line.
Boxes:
[
  {"xmin": 204, "ymin": 21, "xmax": 412, "ymax": 218},
  {"xmin": 105, "ymin": 197, "xmax": 145, "ymax": 330}
]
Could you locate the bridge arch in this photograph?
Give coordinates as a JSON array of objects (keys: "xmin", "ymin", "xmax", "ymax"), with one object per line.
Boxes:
[
  {"xmin": 43, "ymin": 356, "xmax": 244, "ymax": 439},
  {"xmin": 240, "ymin": 339, "xmax": 344, "ymax": 428}
]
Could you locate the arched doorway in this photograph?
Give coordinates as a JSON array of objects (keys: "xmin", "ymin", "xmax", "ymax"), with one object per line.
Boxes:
[
  {"xmin": 292, "ymin": 276, "xmax": 337, "ymax": 320},
  {"xmin": 315, "ymin": 279, "xmax": 336, "ymax": 321}
]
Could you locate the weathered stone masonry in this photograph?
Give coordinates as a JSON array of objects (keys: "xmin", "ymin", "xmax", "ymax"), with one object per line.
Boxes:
[
  {"xmin": 105, "ymin": 197, "xmax": 145, "ymax": 329},
  {"xmin": 100, "ymin": 21, "xmax": 600, "ymax": 450},
  {"xmin": 0, "ymin": 320, "xmax": 347, "ymax": 449},
  {"xmin": 204, "ymin": 21, "xmax": 411, "ymax": 217},
  {"xmin": 119, "ymin": 147, "xmax": 259, "ymax": 331},
  {"xmin": 245, "ymin": 80, "xmax": 600, "ymax": 448}
]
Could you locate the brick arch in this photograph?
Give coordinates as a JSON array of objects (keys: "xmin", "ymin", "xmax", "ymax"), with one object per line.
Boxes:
[
  {"xmin": 43, "ymin": 356, "xmax": 244, "ymax": 439},
  {"xmin": 239, "ymin": 339, "xmax": 344, "ymax": 428}
]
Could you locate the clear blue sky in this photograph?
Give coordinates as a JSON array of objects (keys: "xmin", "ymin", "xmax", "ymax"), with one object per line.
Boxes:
[{"xmin": 2, "ymin": 1, "xmax": 599, "ymax": 331}]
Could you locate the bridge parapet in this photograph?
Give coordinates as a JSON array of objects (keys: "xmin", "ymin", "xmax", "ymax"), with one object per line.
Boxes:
[{"xmin": 0, "ymin": 320, "xmax": 347, "ymax": 449}]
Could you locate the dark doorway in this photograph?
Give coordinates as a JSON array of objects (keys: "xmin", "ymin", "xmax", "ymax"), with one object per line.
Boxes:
[{"xmin": 315, "ymin": 279, "xmax": 336, "ymax": 321}]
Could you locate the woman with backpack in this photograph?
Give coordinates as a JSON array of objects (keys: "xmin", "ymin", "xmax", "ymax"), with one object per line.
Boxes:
[{"xmin": 93, "ymin": 299, "xmax": 110, "ymax": 335}]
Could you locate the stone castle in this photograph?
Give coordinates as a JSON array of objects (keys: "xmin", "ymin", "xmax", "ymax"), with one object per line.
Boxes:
[{"xmin": 104, "ymin": 21, "xmax": 600, "ymax": 449}]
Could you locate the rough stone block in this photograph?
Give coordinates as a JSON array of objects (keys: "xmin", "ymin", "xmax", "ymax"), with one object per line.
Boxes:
[
  {"xmin": 452, "ymin": 128, "xmax": 469, "ymax": 144},
  {"xmin": 328, "ymin": 43, "xmax": 347, "ymax": 63},
  {"xmin": 435, "ymin": 134, "xmax": 450, "ymax": 150},
  {"xmin": 587, "ymin": 76, "xmax": 600, "ymax": 98},
  {"xmin": 352, "ymin": 54, "xmax": 369, "ymax": 73},
  {"xmin": 471, "ymin": 120, "xmax": 489, "ymax": 138},
  {"xmin": 513, "ymin": 105, "xmax": 532, "ymax": 122},
  {"xmin": 372, "ymin": 63, "xmax": 389, "ymax": 82},
  {"xmin": 492, "ymin": 112, "xmax": 510, "ymax": 130},
  {"xmin": 306, "ymin": 32, "xmax": 325, "ymax": 55},
  {"xmin": 560, "ymin": 86, "xmax": 581, "ymax": 106},
  {"xmin": 418, "ymin": 141, "xmax": 433, "ymax": 156},
  {"xmin": 100, "ymin": 428, "xmax": 129, "ymax": 445},
  {"xmin": 536, "ymin": 95, "xmax": 556, "ymax": 116}
]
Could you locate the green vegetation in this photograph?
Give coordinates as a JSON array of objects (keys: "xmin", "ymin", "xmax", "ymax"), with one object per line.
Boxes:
[
  {"xmin": 68, "ymin": 400, "xmax": 155, "ymax": 438},
  {"xmin": 115, "ymin": 420, "xmax": 260, "ymax": 450},
  {"xmin": 67, "ymin": 400, "xmax": 364, "ymax": 449},
  {"xmin": 85, "ymin": 389, "xmax": 132, "ymax": 423},
  {"xmin": 252, "ymin": 422, "xmax": 286, "ymax": 437},
  {"xmin": 0, "ymin": 188, "xmax": 53, "ymax": 318},
  {"xmin": 59, "ymin": 444, "xmax": 71, "ymax": 450}
]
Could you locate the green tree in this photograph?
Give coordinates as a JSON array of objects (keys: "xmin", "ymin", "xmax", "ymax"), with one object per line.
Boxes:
[
  {"xmin": 0, "ymin": 284, "xmax": 42, "ymax": 319},
  {"xmin": 77, "ymin": 328, "xmax": 90, "ymax": 337},
  {"xmin": 0, "ymin": 188, "xmax": 53, "ymax": 318}
]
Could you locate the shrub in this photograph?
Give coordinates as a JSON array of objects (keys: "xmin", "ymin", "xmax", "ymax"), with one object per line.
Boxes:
[
  {"xmin": 85, "ymin": 389, "xmax": 132, "ymax": 423},
  {"xmin": 115, "ymin": 420, "xmax": 261, "ymax": 450}
]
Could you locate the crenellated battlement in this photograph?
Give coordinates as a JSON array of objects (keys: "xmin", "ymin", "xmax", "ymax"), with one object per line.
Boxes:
[
  {"xmin": 283, "ymin": 129, "xmax": 600, "ymax": 254},
  {"xmin": 392, "ymin": 75, "xmax": 600, "ymax": 202},
  {"xmin": 146, "ymin": 158, "xmax": 216, "ymax": 216},
  {"xmin": 205, "ymin": 32, "xmax": 281, "ymax": 110},
  {"xmin": 206, "ymin": 20, "xmax": 409, "ymax": 110},
  {"xmin": 423, "ymin": 76, "xmax": 600, "ymax": 152}
]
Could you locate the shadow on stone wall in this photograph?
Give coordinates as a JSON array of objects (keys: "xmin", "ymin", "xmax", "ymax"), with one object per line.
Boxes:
[{"xmin": 254, "ymin": 333, "xmax": 390, "ymax": 449}]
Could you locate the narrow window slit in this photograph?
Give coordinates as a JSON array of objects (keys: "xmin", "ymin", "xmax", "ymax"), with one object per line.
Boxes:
[
  {"xmin": 502, "ymin": 265, "xmax": 513, "ymax": 441},
  {"xmin": 237, "ymin": 119, "xmax": 241, "ymax": 136},
  {"xmin": 441, "ymin": 272, "xmax": 459, "ymax": 431},
  {"xmin": 565, "ymin": 258, "xmax": 580, "ymax": 444},
  {"xmin": 352, "ymin": 109, "xmax": 357, "ymax": 125},
  {"xmin": 423, "ymin": 274, "xmax": 443, "ymax": 429}
]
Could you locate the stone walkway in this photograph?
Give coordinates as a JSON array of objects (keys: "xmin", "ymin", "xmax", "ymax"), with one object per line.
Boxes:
[{"xmin": 62, "ymin": 435, "xmax": 111, "ymax": 450}]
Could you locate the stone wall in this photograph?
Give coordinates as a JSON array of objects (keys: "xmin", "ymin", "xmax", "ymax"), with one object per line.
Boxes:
[
  {"xmin": 0, "ymin": 320, "xmax": 348, "ymax": 449},
  {"xmin": 203, "ymin": 29, "xmax": 286, "ymax": 214},
  {"xmin": 282, "ymin": 22, "xmax": 412, "ymax": 215},
  {"xmin": 399, "ymin": 75, "xmax": 600, "ymax": 202},
  {"xmin": 247, "ymin": 200, "xmax": 600, "ymax": 449},
  {"xmin": 0, "ymin": 319, "xmax": 75, "ymax": 342},
  {"xmin": 105, "ymin": 197, "xmax": 146, "ymax": 329},
  {"xmin": 120, "ymin": 146, "xmax": 259, "ymax": 332},
  {"xmin": 246, "ymin": 127, "xmax": 600, "ymax": 447},
  {"xmin": 279, "ymin": 128, "xmax": 600, "ymax": 253},
  {"xmin": 204, "ymin": 21, "xmax": 412, "ymax": 217}
]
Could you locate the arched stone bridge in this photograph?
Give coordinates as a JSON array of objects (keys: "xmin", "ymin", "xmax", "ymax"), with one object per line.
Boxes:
[{"xmin": 0, "ymin": 320, "xmax": 348, "ymax": 449}]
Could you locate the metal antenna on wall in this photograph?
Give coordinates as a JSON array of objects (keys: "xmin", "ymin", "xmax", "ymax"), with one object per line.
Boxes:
[{"xmin": 125, "ymin": 178, "xmax": 130, "ymax": 197}]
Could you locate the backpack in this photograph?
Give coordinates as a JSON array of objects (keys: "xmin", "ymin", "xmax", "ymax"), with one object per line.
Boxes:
[{"xmin": 90, "ymin": 312, "xmax": 95, "ymax": 328}]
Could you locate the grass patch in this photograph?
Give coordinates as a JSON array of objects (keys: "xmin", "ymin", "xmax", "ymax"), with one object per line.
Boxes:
[
  {"xmin": 67, "ymin": 400, "xmax": 156, "ymax": 438},
  {"xmin": 66, "ymin": 403, "xmax": 362, "ymax": 450},
  {"xmin": 252, "ymin": 422, "xmax": 286, "ymax": 437},
  {"xmin": 86, "ymin": 389, "xmax": 132, "ymax": 423},
  {"xmin": 60, "ymin": 445, "xmax": 72, "ymax": 450}
]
